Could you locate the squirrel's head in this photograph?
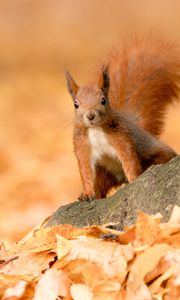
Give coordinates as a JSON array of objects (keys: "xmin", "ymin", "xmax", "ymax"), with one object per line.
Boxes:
[{"xmin": 64, "ymin": 65, "xmax": 111, "ymax": 127}]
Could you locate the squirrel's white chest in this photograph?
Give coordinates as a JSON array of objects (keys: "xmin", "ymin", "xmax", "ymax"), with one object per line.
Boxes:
[
  {"xmin": 88, "ymin": 128, "xmax": 124, "ymax": 181},
  {"xmin": 88, "ymin": 127, "xmax": 117, "ymax": 161}
]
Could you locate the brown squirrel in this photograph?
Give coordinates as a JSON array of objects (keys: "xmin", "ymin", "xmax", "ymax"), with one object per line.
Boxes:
[{"xmin": 65, "ymin": 36, "xmax": 180, "ymax": 200}]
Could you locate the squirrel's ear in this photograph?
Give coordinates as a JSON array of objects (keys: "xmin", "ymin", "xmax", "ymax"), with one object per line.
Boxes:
[
  {"xmin": 98, "ymin": 65, "xmax": 110, "ymax": 98},
  {"xmin": 64, "ymin": 69, "xmax": 79, "ymax": 100}
]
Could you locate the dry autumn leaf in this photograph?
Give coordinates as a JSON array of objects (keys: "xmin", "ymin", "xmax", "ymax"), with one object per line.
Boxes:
[
  {"xmin": 134, "ymin": 211, "xmax": 161, "ymax": 249},
  {"xmin": 0, "ymin": 273, "xmax": 33, "ymax": 299},
  {"xmin": 125, "ymin": 274, "xmax": 152, "ymax": 300},
  {"xmin": 0, "ymin": 208, "xmax": 179, "ymax": 299},
  {"xmin": 149, "ymin": 267, "xmax": 174, "ymax": 294},
  {"xmin": 0, "ymin": 251, "xmax": 56, "ymax": 277},
  {"xmin": 168, "ymin": 206, "xmax": 180, "ymax": 225},
  {"xmin": 4, "ymin": 280, "xmax": 27, "ymax": 298},
  {"xmin": 70, "ymin": 283, "xmax": 93, "ymax": 300},
  {"xmin": 33, "ymin": 268, "xmax": 70, "ymax": 300},
  {"xmin": 61, "ymin": 236, "xmax": 134, "ymax": 277},
  {"xmin": 130, "ymin": 243, "xmax": 171, "ymax": 280},
  {"xmin": 73, "ymin": 261, "xmax": 121, "ymax": 299},
  {"xmin": 4, "ymin": 225, "xmax": 79, "ymax": 256},
  {"xmin": 56, "ymin": 234, "xmax": 72, "ymax": 260}
]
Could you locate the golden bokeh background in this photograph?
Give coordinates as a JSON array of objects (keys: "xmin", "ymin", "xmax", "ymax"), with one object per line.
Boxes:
[{"xmin": 0, "ymin": 0, "xmax": 180, "ymax": 244}]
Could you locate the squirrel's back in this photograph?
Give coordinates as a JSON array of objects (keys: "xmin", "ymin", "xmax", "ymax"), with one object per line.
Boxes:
[{"xmin": 106, "ymin": 35, "xmax": 180, "ymax": 136}]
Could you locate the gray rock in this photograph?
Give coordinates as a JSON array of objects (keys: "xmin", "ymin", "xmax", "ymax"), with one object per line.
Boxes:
[{"xmin": 46, "ymin": 155, "xmax": 180, "ymax": 229}]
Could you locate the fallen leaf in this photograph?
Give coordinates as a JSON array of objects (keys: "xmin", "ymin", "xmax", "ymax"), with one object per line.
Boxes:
[
  {"xmin": 117, "ymin": 226, "xmax": 136, "ymax": 244},
  {"xmin": 66, "ymin": 236, "xmax": 134, "ymax": 278},
  {"xmin": 125, "ymin": 274, "xmax": 152, "ymax": 300},
  {"xmin": 134, "ymin": 211, "xmax": 161, "ymax": 248},
  {"xmin": 81, "ymin": 263, "xmax": 121, "ymax": 300},
  {"xmin": 56, "ymin": 234, "xmax": 72, "ymax": 260},
  {"xmin": 151, "ymin": 287, "xmax": 169, "ymax": 300},
  {"xmin": 86, "ymin": 225, "xmax": 122, "ymax": 240},
  {"xmin": 165, "ymin": 276, "xmax": 180, "ymax": 300},
  {"xmin": 156, "ymin": 223, "xmax": 180, "ymax": 243},
  {"xmin": 33, "ymin": 268, "xmax": 70, "ymax": 300},
  {"xmin": 144, "ymin": 257, "xmax": 170, "ymax": 283},
  {"xmin": 0, "ymin": 242, "xmax": 7, "ymax": 257},
  {"xmin": 5, "ymin": 225, "xmax": 85, "ymax": 256},
  {"xmin": 161, "ymin": 233, "xmax": 180, "ymax": 248},
  {"xmin": 168, "ymin": 206, "xmax": 180, "ymax": 225},
  {"xmin": 1, "ymin": 251, "xmax": 56, "ymax": 277},
  {"xmin": 70, "ymin": 283, "xmax": 93, "ymax": 300},
  {"xmin": 0, "ymin": 273, "xmax": 32, "ymax": 299},
  {"xmin": 55, "ymin": 258, "xmax": 90, "ymax": 283},
  {"xmin": 149, "ymin": 267, "xmax": 174, "ymax": 294},
  {"xmin": 4, "ymin": 280, "xmax": 27, "ymax": 298},
  {"xmin": 131, "ymin": 243, "xmax": 171, "ymax": 280}
]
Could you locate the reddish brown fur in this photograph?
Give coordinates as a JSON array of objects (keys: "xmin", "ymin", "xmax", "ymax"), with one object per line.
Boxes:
[
  {"xmin": 94, "ymin": 165, "xmax": 118, "ymax": 198},
  {"xmin": 107, "ymin": 36, "xmax": 180, "ymax": 136},
  {"xmin": 65, "ymin": 36, "xmax": 179, "ymax": 200},
  {"xmin": 73, "ymin": 127, "xmax": 94, "ymax": 196}
]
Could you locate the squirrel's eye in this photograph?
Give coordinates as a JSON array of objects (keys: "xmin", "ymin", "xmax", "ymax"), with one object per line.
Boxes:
[
  {"xmin": 101, "ymin": 97, "xmax": 106, "ymax": 105},
  {"xmin": 74, "ymin": 101, "xmax": 79, "ymax": 109}
]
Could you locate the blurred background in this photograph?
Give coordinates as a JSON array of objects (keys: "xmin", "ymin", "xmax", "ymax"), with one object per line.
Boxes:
[{"xmin": 0, "ymin": 0, "xmax": 180, "ymax": 245}]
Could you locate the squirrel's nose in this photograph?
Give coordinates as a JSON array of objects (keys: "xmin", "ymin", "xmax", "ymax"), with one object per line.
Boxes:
[{"xmin": 86, "ymin": 111, "xmax": 96, "ymax": 121}]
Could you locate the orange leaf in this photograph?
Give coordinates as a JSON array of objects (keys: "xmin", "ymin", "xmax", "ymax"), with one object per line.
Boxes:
[
  {"xmin": 149, "ymin": 267, "xmax": 174, "ymax": 294},
  {"xmin": 5, "ymin": 224, "xmax": 85, "ymax": 257},
  {"xmin": 70, "ymin": 283, "xmax": 93, "ymax": 300},
  {"xmin": 34, "ymin": 268, "xmax": 71, "ymax": 300},
  {"xmin": 56, "ymin": 234, "xmax": 72, "ymax": 260},
  {"xmin": 134, "ymin": 211, "xmax": 161, "ymax": 248},
  {"xmin": 131, "ymin": 243, "xmax": 171, "ymax": 281},
  {"xmin": 65, "ymin": 236, "xmax": 134, "ymax": 278},
  {"xmin": 1, "ymin": 251, "xmax": 56, "ymax": 277},
  {"xmin": 168, "ymin": 206, "xmax": 180, "ymax": 225}
]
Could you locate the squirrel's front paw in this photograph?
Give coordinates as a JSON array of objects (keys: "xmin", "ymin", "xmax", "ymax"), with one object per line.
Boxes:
[{"xmin": 78, "ymin": 193, "xmax": 96, "ymax": 202}]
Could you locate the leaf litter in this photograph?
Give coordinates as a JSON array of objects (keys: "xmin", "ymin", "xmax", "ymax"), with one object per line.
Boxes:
[{"xmin": 0, "ymin": 206, "xmax": 180, "ymax": 299}]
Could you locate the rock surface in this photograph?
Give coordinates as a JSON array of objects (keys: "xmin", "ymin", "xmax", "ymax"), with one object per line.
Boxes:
[{"xmin": 47, "ymin": 155, "xmax": 180, "ymax": 229}]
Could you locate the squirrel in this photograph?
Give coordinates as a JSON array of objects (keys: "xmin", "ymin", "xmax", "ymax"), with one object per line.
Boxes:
[{"xmin": 64, "ymin": 36, "xmax": 180, "ymax": 200}]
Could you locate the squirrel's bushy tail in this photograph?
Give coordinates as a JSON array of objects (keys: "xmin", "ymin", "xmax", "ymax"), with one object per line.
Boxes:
[{"xmin": 108, "ymin": 35, "xmax": 180, "ymax": 136}]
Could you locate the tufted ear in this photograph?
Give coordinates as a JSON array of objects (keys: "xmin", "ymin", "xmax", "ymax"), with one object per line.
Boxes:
[
  {"xmin": 97, "ymin": 65, "xmax": 110, "ymax": 98},
  {"xmin": 64, "ymin": 69, "xmax": 79, "ymax": 100}
]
